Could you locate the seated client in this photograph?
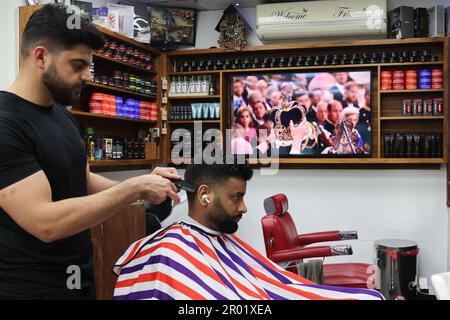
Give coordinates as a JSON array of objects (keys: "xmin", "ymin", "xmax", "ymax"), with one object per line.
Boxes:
[{"xmin": 113, "ymin": 159, "xmax": 383, "ymax": 300}]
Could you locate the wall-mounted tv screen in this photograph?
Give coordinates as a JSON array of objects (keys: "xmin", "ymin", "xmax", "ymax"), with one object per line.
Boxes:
[{"xmin": 230, "ymin": 71, "xmax": 372, "ymax": 157}]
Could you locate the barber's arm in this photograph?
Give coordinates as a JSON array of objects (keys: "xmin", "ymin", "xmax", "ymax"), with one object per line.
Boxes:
[
  {"xmin": 86, "ymin": 163, "xmax": 118, "ymax": 194},
  {"xmin": 0, "ymin": 169, "xmax": 181, "ymax": 244},
  {"xmin": 86, "ymin": 164, "xmax": 180, "ymax": 195}
]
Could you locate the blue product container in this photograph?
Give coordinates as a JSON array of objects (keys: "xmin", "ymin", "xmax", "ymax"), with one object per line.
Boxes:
[
  {"xmin": 419, "ymin": 69, "xmax": 431, "ymax": 76},
  {"xmin": 136, "ymin": 100, "xmax": 141, "ymax": 119},
  {"xmin": 418, "ymin": 83, "xmax": 431, "ymax": 89}
]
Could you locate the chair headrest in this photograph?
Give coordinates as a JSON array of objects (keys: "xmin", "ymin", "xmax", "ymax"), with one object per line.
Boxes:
[{"xmin": 263, "ymin": 194, "xmax": 289, "ymax": 216}]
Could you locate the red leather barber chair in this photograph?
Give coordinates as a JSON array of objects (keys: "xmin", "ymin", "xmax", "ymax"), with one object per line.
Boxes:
[{"xmin": 261, "ymin": 193, "xmax": 370, "ymax": 288}]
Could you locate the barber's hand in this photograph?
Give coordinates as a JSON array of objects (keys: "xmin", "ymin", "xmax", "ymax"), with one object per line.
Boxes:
[
  {"xmin": 151, "ymin": 167, "xmax": 181, "ymax": 180},
  {"xmin": 130, "ymin": 174, "xmax": 181, "ymax": 205}
]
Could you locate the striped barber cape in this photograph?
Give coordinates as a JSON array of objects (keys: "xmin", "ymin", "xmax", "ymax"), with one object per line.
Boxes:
[{"xmin": 113, "ymin": 217, "xmax": 384, "ymax": 300}]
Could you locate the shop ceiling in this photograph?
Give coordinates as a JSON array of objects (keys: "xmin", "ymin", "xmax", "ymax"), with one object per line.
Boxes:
[{"xmin": 137, "ymin": 0, "xmax": 309, "ymax": 11}]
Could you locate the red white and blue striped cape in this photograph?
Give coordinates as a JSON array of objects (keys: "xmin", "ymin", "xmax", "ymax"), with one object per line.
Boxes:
[{"xmin": 113, "ymin": 217, "xmax": 384, "ymax": 300}]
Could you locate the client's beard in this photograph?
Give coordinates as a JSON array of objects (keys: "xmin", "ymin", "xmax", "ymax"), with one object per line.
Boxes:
[
  {"xmin": 42, "ymin": 63, "xmax": 83, "ymax": 106},
  {"xmin": 210, "ymin": 198, "xmax": 241, "ymax": 234}
]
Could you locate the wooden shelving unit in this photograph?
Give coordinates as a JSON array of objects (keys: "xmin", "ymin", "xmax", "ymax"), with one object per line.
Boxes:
[
  {"xmin": 168, "ymin": 120, "xmax": 221, "ymax": 124},
  {"xmin": 168, "ymin": 95, "xmax": 221, "ymax": 99},
  {"xmin": 88, "ymin": 159, "xmax": 163, "ymax": 172},
  {"xmin": 85, "ymin": 82, "xmax": 157, "ymax": 100},
  {"xmin": 94, "ymin": 25, "xmax": 160, "ymax": 55},
  {"xmin": 165, "ymin": 37, "xmax": 448, "ymax": 170},
  {"xmin": 380, "ymin": 116, "xmax": 444, "ymax": 121},
  {"xmin": 380, "ymin": 89, "xmax": 444, "ymax": 94},
  {"xmin": 247, "ymin": 157, "xmax": 445, "ymax": 165},
  {"xmin": 17, "ymin": 5, "xmax": 450, "ymax": 180},
  {"xmin": 82, "ymin": 30, "xmax": 162, "ymax": 170},
  {"xmin": 71, "ymin": 111, "xmax": 157, "ymax": 124},
  {"xmin": 93, "ymin": 53, "xmax": 156, "ymax": 74}
]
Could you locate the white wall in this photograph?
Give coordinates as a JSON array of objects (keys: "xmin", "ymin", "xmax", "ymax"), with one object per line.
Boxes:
[
  {"xmin": 0, "ymin": 0, "xmax": 23, "ymax": 90},
  {"xmin": 2, "ymin": 0, "xmax": 449, "ymax": 290}
]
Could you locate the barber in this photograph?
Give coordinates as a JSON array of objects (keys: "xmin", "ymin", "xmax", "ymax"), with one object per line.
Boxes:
[{"xmin": 0, "ymin": 4, "xmax": 180, "ymax": 300}]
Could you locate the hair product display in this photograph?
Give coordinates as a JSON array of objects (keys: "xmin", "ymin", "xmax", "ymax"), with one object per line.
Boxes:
[
  {"xmin": 384, "ymin": 132, "xmax": 442, "ymax": 158},
  {"xmin": 89, "ymin": 93, "xmax": 157, "ymax": 121},
  {"xmin": 177, "ymin": 50, "xmax": 440, "ymax": 72},
  {"xmin": 400, "ymin": 97, "xmax": 443, "ymax": 117},
  {"xmin": 96, "ymin": 40, "xmax": 153, "ymax": 70},
  {"xmin": 170, "ymin": 103, "xmax": 220, "ymax": 121}
]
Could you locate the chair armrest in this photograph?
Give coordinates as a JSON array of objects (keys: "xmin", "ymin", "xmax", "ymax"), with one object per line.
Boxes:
[
  {"xmin": 270, "ymin": 246, "xmax": 332, "ymax": 262},
  {"xmin": 297, "ymin": 231, "xmax": 358, "ymax": 246},
  {"xmin": 269, "ymin": 245, "xmax": 353, "ymax": 263}
]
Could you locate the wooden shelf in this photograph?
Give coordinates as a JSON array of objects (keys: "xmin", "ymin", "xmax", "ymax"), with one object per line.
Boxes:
[
  {"xmin": 170, "ymin": 62, "xmax": 443, "ymax": 75},
  {"xmin": 170, "ymin": 64, "xmax": 378, "ymax": 75},
  {"xmin": 168, "ymin": 120, "xmax": 220, "ymax": 124},
  {"xmin": 85, "ymin": 82, "xmax": 157, "ymax": 100},
  {"xmin": 247, "ymin": 158, "xmax": 445, "ymax": 164},
  {"xmin": 93, "ymin": 53, "xmax": 156, "ymax": 74},
  {"xmin": 94, "ymin": 25, "xmax": 161, "ymax": 56},
  {"xmin": 380, "ymin": 116, "xmax": 444, "ymax": 121},
  {"xmin": 379, "ymin": 61, "xmax": 444, "ymax": 67},
  {"xmin": 166, "ymin": 37, "xmax": 447, "ymax": 56},
  {"xmin": 89, "ymin": 159, "xmax": 159, "ymax": 168},
  {"xmin": 169, "ymin": 70, "xmax": 222, "ymax": 76},
  {"xmin": 71, "ymin": 111, "xmax": 157, "ymax": 124},
  {"xmin": 168, "ymin": 95, "xmax": 220, "ymax": 99},
  {"xmin": 380, "ymin": 89, "xmax": 444, "ymax": 94}
]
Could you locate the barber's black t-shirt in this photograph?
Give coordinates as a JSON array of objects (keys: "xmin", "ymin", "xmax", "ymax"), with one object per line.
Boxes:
[{"xmin": 0, "ymin": 91, "xmax": 94, "ymax": 299}]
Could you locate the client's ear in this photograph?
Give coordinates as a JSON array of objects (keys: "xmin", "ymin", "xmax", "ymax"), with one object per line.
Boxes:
[{"xmin": 197, "ymin": 184, "xmax": 211, "ymax": 206}]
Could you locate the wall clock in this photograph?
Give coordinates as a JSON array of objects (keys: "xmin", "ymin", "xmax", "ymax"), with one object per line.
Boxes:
[{"xmin": 215, "ymin": 4, "xmax": 251, "ymax": 51}]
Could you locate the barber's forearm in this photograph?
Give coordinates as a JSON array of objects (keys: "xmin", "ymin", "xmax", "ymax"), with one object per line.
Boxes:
[
  {"xmin": 39, "ymin": 179, "xmax": 140, "ymax": 242},
  {"xmin": 87, "ymin": 172, "xmax": 119, "ymax": 194}
]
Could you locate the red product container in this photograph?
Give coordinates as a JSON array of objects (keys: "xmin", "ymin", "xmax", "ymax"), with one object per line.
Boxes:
[
  {"xmin": 381, "ymin": 71, "xmax": 392, "ymax": 78},
  {"xmin": 89, "ymin": 93, "xmax": 104, "ymax": 114},
  {"xmin": 431, "ymin": 68, "xmax": 443, "ymax": 88},
  {"xmin": 381, "ymin": 80, "xmax": 392, "ymax": 90},
  {"xmin": 393, "ymin": 70, "xmax": 405, "ymax": 78},
  {"xmin": 405, "ymin": 74, "xmax": 417, "ymax": 89}
]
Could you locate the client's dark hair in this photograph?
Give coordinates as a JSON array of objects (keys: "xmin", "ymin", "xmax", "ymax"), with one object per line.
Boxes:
[
  {"xmin": 22, "ymin": 4, "xmax": 105, "ymax": 58},
  {"xmin": 184, "ymin": 154, "xmax": 253, "ymax": 203}
]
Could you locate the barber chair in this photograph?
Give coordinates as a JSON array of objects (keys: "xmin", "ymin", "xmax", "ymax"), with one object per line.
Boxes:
[{"xmin": 261, "ymin": 193, "xmax": 371, "ymax": 288}]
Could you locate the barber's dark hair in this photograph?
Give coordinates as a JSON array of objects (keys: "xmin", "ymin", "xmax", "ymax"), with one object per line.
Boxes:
[
  {"xmin": 184, "ymin": 154, "xmax": 253, "ymax": 203},
  {"xmin": 22, "ymin": 4, "xmax": 105, "ymax": 58}
]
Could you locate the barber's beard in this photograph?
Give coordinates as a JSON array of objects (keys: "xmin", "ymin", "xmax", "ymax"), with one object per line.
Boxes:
[
  {"xmin": 210, "ymin": 198, "xmax": 241, "ymax": 234},
  {"xmin": 42, "ymin": 63, "xmax": 83, "ymax": 106}
]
